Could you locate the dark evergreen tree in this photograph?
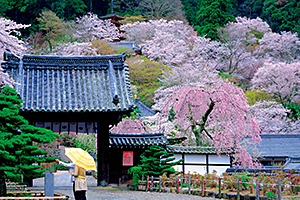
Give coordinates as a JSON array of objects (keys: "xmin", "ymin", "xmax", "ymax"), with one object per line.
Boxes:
[
  {"xmin": 235, "ymin": 0, "xmax": 263, "ymax": 19},
  {"xmin": 181, "ymin": 0, "xmax": 200, "ymax": 26},
  {"xmin": 195, "ymin": 0, "xmax": 236, "ymax": 40},
  {"xmin": 0, "ymin": 86, "xmax": 57, "ymax": 196},
  {"xmin": 138, "ymin": 145, "xmax": 182, "ymax": 177},
  {"xmin": 262, "ymin": 0, "xmax": 300, "ymax": 34}
]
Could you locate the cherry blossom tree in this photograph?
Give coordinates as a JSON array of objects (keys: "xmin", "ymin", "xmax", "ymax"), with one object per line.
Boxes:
[
  {"xmin": 122, "ymin": 19, "xmax": 198, "ymax": 66},
  {"xmin": 110, "ymin": 118, "xmax": 153, "ymax": 133},
  {"xmin": 249, "ymin": 100, "xmax": 300, "ymax": 134},
  {"xmin": 215, "ymin": 17, "xmax": 271, "ymax": 80},
  {"xmin": 150, "ymin": 83, "xmax": 261, "ymax": 168},
  {"xmin": 74, "ymin": 13, "xmax": 123, "ymax": 42},
  {"xmin": 50, "ymin": 42, "xmax": 98, "ymax": 56},
  {"xmin": 122, "ymin": 19, "xmax": 161, "ymax": 45},
  {"xmin": 0, "ymin": 17, "xmax": 30, "ymax": 87},
  {"xmin": 254, "ymin": 31, "xmax": 300, "ymax": 63},
  {"xmin": 251, "ymin": 62, "xmax": 300, "ymax": 105},
  {"xmin": 158, "ymin": 63, "xmax": 224, "ymax": 91}
]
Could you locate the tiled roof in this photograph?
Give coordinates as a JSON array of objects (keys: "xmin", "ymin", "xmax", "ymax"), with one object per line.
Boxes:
[
  {"xmin": 100, "ymin": 13, "xmax": 125, "ymax": 20},
  {"xmin": 109, "ymin": 133, "xmax": 168, "ymax": 148},
  {"xmin": 247, "ymin": 134, "xmax": 300, "ymax": 158},
  {"xmin": 283, "ymin": 157, "xmax": 300, "ymax": 170},
  {"xmin": 2, "ymin": 52, "xmax": 135, "ymax": 113},
  {"xmin": 134, "ymin": 98, "xmax": 156, "ymax": 118},
  {"xmin": 166, "ymin": 145, "xmax": 219, "ymax": 154}
]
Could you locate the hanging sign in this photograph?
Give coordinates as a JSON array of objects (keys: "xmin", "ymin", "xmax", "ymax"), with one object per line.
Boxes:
[{"xmin": 123, "ymin": 151, "xmax": 133, "ymax": 166}]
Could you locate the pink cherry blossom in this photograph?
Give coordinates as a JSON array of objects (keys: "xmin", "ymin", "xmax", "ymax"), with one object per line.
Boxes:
[
  {"xmin": 74, "ymin": 13, "xmax": 123, "ymax": 42},
  {"xmin": 151, "ymin": 83, "xmax": 261, "ymax": 168},
  {"xmin": 251, "ymin": 62, "xmax": 300, "ymax": 105},
  {"xmin": 0, "ymin": 17, "xmax": 30, "ymax": 87},
  {"xmin": 249, "ymin": 100, "xmax": 300, "ymax": 134}
]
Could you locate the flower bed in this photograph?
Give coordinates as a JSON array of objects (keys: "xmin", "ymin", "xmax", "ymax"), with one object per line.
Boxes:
[{"xmin": 138, "ymin": 170, "xmax": 300, "ymax": 199}]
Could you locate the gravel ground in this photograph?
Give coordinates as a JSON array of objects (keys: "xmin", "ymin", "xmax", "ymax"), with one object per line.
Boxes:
[
  {"xmin": 56, "ymin": 187, "xmax": 226, "ymax": 200},
  {"xmin": 33, "ymin": 171, "xmax": 224, "ymax": 200}
]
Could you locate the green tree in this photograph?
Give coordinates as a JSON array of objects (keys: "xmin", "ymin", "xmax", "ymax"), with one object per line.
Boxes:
[
  {"xmin": 0, "ymin": 87, "xmax": 57, "ymax": 196},
  {"xmin": 126, "ymin": 56, "xmax": 170, "ymax": 107},
  {"xmin": 262, "ymin": 0, "xmax": 300, "ymax": 34},
  {"xmin": 137, "ymin": 145, "xmax": 182, "ymax": 177},
  {"xmin": 245, "ymin": 89, "xmax": 272, "ymax": 106},
  {"xmin": 114, "ymin": 0, "xmax": 142, "ymax": 16},
  {"xmin": 62, "ymin": 0, "xmax": 87, "ymax": 20},
  {"xmin": 236, "ymin": 0, "xmax": 263, "ymax": 18},
  {"xmin": 284, "ymin": 102, "xmax": 300, "ymax": 121},
  {"xmin": 37, "ymin": 10, "xmax": 66, "ymax": 52},
  {"xmin": 139, "ymin": 0, "xmax": 185, "ymax": 20},
  {"xmin": 195, "ymin": 0, "xmax": 236, "ymax": 40},
  {"xmin": 181, "ymin": 0, "xmax": 200, "ymax": 26},
  {"xmin": 74, "ymin": 133, "xmax": 97, "ymax": 156}
]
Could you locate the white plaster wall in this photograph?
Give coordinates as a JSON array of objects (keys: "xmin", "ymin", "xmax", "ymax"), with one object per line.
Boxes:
[
  {"xmin": 208, "ymin": 155, "xmax": 230, "ymax": 164},
  {"xmin": 172, "ymin": 153, "xmax": 230, "ymax": 176},
  {"xmin": 184, "ymin": 154, "xmax": 206, "ymax": 163}
]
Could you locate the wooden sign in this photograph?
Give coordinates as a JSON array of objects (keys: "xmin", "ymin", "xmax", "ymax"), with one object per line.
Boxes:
[{"xmin": 123, "ymin": 151, "xmax": 133, "ymax": 166}]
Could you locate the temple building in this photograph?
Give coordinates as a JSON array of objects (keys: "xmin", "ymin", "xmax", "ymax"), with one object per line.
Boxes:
[{"xmin": 1, "ymin": 52, "xmax": 149, "ymax": 185}]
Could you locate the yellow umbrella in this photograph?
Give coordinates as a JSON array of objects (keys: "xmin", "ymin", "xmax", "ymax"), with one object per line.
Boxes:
[{"xmin": 65, "ymin": 148, "xmax": 97, "ymax": 171}]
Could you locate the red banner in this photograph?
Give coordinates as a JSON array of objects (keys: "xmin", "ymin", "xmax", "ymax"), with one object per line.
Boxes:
[{"xmin": 123, "ymin": 151, "xmax": 133, "ymax": 166}]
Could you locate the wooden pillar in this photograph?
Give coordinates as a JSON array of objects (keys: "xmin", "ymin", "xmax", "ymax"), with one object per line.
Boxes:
[
  {"xmin": 182, "ymin": 153, "xmax": 185, "ymax": 175},
  {"xmin": 59, "ymin": 122, "xmax": 61, "ymax": 134},
  {"xmin": 206, "ymin": 154, "xmax": 209, "ymax": 174},
  {"xmin": 76, "ymin": 122, "xmax": 78, "ymax": 135},
  {"xmin": 85, "ymin": 122, "xmax": 89, "ymax": 134},
  {"xmin": 97, "ymin": 119, "xmax": 110, "ymax": 186}
]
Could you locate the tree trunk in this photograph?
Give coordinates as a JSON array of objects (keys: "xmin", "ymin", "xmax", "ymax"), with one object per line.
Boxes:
[
  {"xmin": 45, "ymin": 37, "xmax": 53, "ymax": 52},
  {"xmin": 0, "ymin": 171, "xmax": 7, "ymax": 197},
  {"xmin": 194, "ymin": 129, "xmax": 203, "ymax": 146},
  {"xmin": 193, "ymin": 99, "xmax": 215, "ymax": 146}
]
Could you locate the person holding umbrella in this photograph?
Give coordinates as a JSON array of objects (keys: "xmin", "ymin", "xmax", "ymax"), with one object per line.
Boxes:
[
  {"xmin": 56, "ymin": 148, "xmax": 97, "ymax": 200},
  {"xmin": 73, "ymin": 164, "xmax": 87, "ymax": 200}
]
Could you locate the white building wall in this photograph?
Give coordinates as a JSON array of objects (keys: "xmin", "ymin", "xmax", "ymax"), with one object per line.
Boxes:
[
  {"xmin": 209, "ymin": 155, "xmax": 230, "ymax": 164},
  {"xmin": 173, "ymin": 153, "xmax": 230, "ymax": 176},
  {"xmin": 185, "ymin": 154, "xmax": 206, "ymax": 163}
]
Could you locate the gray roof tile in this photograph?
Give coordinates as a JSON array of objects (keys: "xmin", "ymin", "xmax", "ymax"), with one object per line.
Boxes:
[
  {"xmin": 283, "ymin": 158, "xmax": 300, "ymax": 170},
  {"xmin": 247, "ymin": 134, "xmax": 300, "ymax": 158},
  {"xmin": 2, "ymin": 52, "xmax": 135, "ymax": 113},
  {"xmin": 109, "ymin": 132, "xmax": 168, "ymax": 147},
  {"xmin": 166, "ymin": 145, "xmax": 219, "ymax": 154},
  {"xmin": 134, "ymin": 98, "xmax": 156, "ymax": 118}
]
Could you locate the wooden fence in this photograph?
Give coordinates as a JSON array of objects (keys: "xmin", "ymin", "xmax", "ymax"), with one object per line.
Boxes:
[{"xmin": 138, "ymin": 175, "xmax": 300, "ymax": 200}]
